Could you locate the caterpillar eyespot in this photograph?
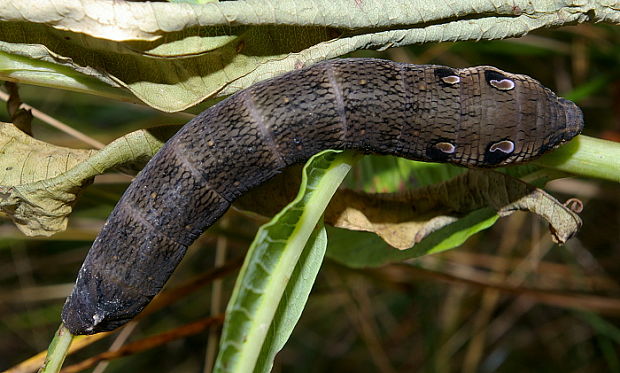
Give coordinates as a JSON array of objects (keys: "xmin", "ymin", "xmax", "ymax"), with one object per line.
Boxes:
[
  {"xmin": 490, "ymin": 79, "xmax": 516, "ymax": 91},
  {"xmin": 489, "ymin": 140, "xmax": 516, "ymax": 154},
  {"xmin": 441, "ymin": 75, "xmax": 460, "ymax": 85},
  {"xmin": 434, "ymin": 67, "xmax": 460, "ymax": 87},
  {"xmin": 61, "ymin": 58, "xmax": 584, "ymax": 335},
  {"xmin": 435, "ymin": 142, "xmax": 457, "ymax": 154},
  {"xmin": 484, "ymin": 69, "xmax": 515, "ymax": 91}
]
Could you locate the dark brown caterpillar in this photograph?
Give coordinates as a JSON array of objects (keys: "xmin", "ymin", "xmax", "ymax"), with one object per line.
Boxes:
[{"xmin": 62, "ymin": 58, "xmax": 583, "ymax": 334}]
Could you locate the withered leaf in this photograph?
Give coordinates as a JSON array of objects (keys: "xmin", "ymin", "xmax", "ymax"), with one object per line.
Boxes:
[
  {"xmin": 238, "ymin": 168, "xmax": 582, "ymax": 250},
  {"xmin": 0, "ymin": 123, "xmax": 177, "ymax": 236}
]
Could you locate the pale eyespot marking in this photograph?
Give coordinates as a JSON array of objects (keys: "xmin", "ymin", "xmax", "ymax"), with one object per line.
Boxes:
[
  {"xmin": 435, "ymin": 142, "xmax": 456, "ymax": 154},
  {"xmin": 489, "ymin": 79, "xmax": 515, "ymax": 91},
  {"xmin": 441, "ymin": 75, "xmax": 460, "ymax": 85},
  {"xmin": 434, "ymin": 67, "xmax": 459, "ymax": 87},
  {"xmin": 489, "ymin": 140, "xmax": 515, "ymax": 154}
]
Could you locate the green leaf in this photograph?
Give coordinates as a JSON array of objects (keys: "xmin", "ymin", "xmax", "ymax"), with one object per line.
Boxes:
[
  {"xmin": 214, "ymin": 150, "xmax": 360, "ymax": 373},
  {"xmin": 0, "ymin": 46, "xmax": 131, "ymax": 102},
  {"xmin": 255, "ymin": 223, "xmax": 327, "ymax": 373}
]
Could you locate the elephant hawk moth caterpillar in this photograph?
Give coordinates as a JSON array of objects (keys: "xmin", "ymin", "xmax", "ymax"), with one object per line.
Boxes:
[{"xmin": 61, "ymin": 58, "xmax": 583, "ymax": 334}]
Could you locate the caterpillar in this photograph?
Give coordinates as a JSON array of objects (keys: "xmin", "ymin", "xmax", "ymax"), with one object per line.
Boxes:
[{"xmin": 61, "ymin": 58, "xmax": 583, "ymax": 334}]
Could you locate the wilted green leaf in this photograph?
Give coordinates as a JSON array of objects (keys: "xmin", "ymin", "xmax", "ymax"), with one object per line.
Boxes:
[{"xmin": 2, "ymin": 0, "xmax": 617, "ymax": 111}]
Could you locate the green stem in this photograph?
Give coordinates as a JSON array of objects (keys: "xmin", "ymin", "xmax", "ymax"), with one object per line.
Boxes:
[
  {"xmin": 38, "ymin": 324, "xmax": 74, "ymax": 373},
  {"xmin": 534, "ymin": 135, "xmax": 620, "ymax": 183}
]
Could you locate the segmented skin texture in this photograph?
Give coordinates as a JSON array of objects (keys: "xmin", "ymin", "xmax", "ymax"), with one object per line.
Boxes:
[{"xmin": 62, "ymin": 58, "xmax": 583, "ymax": 334}]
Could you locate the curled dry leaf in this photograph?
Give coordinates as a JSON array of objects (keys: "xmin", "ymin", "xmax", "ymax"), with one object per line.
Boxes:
[
  {"xmin": 237, "ymin": 168, "xmax": 582, "ymax": 250},
  {"xmin": 331, "ymin": 170, "xmax": 582, "ymax": 248},
  {"xmin": 0, "ymin": 123, "xmax": 176, "ymax": 236}
]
